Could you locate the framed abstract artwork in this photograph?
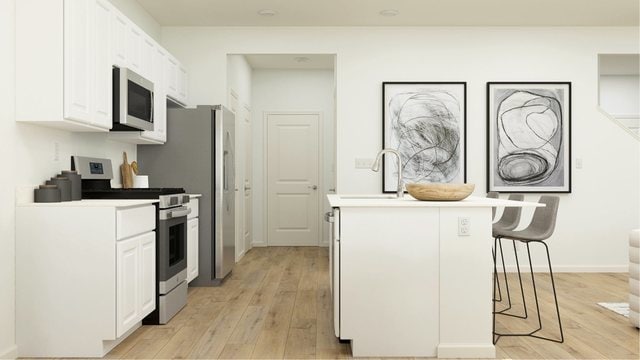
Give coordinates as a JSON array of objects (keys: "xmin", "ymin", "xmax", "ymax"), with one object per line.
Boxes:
[
  {"xmin": 487, "ymin": 82, "xmax": 571, "ymax": 193},
  {"xmin": 382, "ymin": 82, "xmax": 467, "ymax": 193}
]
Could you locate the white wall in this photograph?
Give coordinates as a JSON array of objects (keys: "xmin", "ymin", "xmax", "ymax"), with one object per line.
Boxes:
[
  {"xmin": 251, "ymin": 69, "xmax": 336, "ymax": 246},
  {"xmin": 599, "ymin": 75, "xmax": 640, "ymax": 116},
  {"xmin": 163, "ymin": 26, "xmax": 640, "ymax": 271},
  {"xmin": 0, "ymin": 0, "xmax": 160, "ymax": 357}
]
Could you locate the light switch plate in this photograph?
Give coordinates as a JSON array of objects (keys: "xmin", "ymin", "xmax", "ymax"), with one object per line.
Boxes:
[
  {"xmin": 355, "ymin": 158, "xmax": 374, "ymax": 169},
  {"xmin": 575, "ymin": 157, "xmax": 583, "ymax": 169},
  {"xmin": 458, "ymin": 217, "xmax": 470, "ymax": 236}
]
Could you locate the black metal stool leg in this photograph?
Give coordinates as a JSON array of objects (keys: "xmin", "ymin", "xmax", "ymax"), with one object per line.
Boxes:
[
  {"xmin": 494, "ymin": 241, "xmax": 564, "ymax": 344},
  {"xmin": 529, "ymin": 241, "xmax": 564, "ymax": 343},
  {"xmin": 496, "ymin": 239, "xmax": 528, "ymax": 318},
  {"xmin": 495, "ymin": 238, "xmax": 513, "ymax": 312},
  {"xmin": 492, "ymin": 239, "xmax": 503, "ymax": 302}
]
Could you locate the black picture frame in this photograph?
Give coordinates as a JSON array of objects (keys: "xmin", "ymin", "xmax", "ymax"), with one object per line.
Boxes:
[
  {"xmin": 382, "ymin": 82, "xmax": 467, "ymax": 193},
  {"xmin": 486, "ymin": 82, "xmax": 572, "ymax": 193}
]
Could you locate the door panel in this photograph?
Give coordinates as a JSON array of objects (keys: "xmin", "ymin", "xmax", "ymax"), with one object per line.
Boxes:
[
  {"xmin": 63, "ymin": 0, "xmax": 92, "ymax": 123},
  {"xmin": 116, "ymin": 236, "xmax": 140, "ymax": 337},
  {"xmin": 140, "ymin": 232, "xmax": 156, "ymax": 317},
  {"xmin": 93, "ymin": 0, "xmax": 112, "ymax": 129},
  {"xmin": 243, "ymin": 108, "xmax": 252, "ymax": 251},
  {"xmin": 267, "ymin": 113, "xmax": 320, "ymax": 246},
  {"xmin": 187, "ymin": 218, "xmax": 199, "ymax": 282}
]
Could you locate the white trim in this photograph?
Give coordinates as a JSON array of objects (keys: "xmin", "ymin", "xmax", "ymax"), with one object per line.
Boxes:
[
  {"xmin": 0, "ymin": 345, "xmax": 17, "ymax": 360},
  {"xmin": 598, "ymin": 107, "xmax": 640, "ymax": 141},
  {"xmin": 437, "ymin": 343, "xmax": 495, "ymax": 359},
  {"xmin": 501, "ymin": 264, "xmax": 629, "ymax": 273},
  {"xmin": 263, "ymin": 111, "xmax": 324, "ymax": 247}
]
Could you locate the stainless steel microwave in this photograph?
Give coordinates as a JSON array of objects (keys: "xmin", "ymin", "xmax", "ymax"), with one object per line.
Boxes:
[{"xmin": 112, "ymin": 67, "xmax": 154, "ymax": 131}]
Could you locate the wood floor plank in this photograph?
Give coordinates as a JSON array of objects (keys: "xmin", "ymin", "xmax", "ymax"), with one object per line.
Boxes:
[{"xmin": 107, "ymin": 247, "xmax": 639, "ymax": 360}]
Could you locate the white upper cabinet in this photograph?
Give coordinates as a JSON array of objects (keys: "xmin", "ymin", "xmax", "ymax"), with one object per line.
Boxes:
[
  {"xmin": 93, "ymin": 0, "xmax": 113, "ymax": 129},
  {"xmin": 15, "ymin": 0, "xmax": 188, "ymax": 135},
  {"xmin": 127, "ymin": 25, "xmax": 143, "ymax": 74},
  {"xmin": 112, "ymin": 11, "xmax": 128, "ymax": 68},
  {"xmin": 63, "ymin": 0, "xmax": 93, "ymax": 124}
]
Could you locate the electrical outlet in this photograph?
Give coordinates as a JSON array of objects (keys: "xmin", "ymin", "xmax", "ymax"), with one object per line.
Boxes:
[
  {"xmin": 575, "ymin": 157, "xmax": 583, "ymax": 169},
  {"xmin": 458, "ymin": 217, "xmax": 471, "ymax": 236},
  {"xmin": 355, "ymin": 158, "xmax": 374, "ymax": 169}
]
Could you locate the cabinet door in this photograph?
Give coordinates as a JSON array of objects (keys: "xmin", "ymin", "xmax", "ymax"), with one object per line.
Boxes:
[
  {"xmin": 165, "ymin": 56, "xmax": 178, "ymax": 99},
  {"xmin": 116, "ymin": 236, "xmax": 140, "ymax": 337},
  {"xmin": 187, "ymin": 218, "xmax": 199, "ymax": 282},
  {"xmin": 178, "ymin": 65, "xmax": 188, "ymax": 103},
  {"xmin": 139, "ymin": 232, "xmax": 156, "ymax": 317},
  {"xmin": 141, "ymin": 36, "xmax": 155, "ymax": 80},
  {"xmin": 63, "ymin": 0, "xmax": 92, "ymax": 123},
  {"xmin": 112, "ymin": 9, "xmax": 128, "ymax": 67},
  {"xmin": 127, "ymin": 25, "xmax": 142, "ymax": 73},
  {"xmin": 92, "ymin": 0, "xmax": 112, "ymax": 129},
  {"xmin": 142, "ymin": 46, "xmax": 167, "ymax": 142}
]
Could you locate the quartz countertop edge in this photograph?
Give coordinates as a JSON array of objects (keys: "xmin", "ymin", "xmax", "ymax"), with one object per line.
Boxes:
[
  {"xmin": 188, "ymin": 194, "xmax": 203, "ymax": 199},
  {"xmin": 17, "ymin": 199, "xmax": 160, "ymax": 208},
  {"xmin": 327, "ymin": 195, "xmax": 544, "ymax": 208}
]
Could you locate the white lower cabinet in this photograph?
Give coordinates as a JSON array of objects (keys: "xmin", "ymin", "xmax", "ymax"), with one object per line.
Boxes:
[
  {"xmin": 187, "ymin": 218, "xmax": 199, "ymax": 282},
  {"xmin": 116, "ymin": 231, "xmax": 156, "ymax": 337},
  {"xmin": 16, "ymin": 203, "xmax": 157, "ymax": 357},
  {"xmin": 187, "ymin": 198, "xmax": 200, "ymax": 283}
]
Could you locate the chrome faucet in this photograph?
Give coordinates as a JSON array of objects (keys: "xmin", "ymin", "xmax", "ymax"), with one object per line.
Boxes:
[{"xmin": 371, "ymin": 149, "xmax": 404, "ymax": 198}]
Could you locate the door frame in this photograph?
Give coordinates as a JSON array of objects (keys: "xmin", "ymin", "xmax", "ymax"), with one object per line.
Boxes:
[{"xmin": 263, "ymin": 111, "xmax": 324, "ymax": 247}]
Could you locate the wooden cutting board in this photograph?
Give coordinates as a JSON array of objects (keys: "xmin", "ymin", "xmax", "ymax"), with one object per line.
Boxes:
[{"xmin": 120, "ymin": 152, "xmax": 134, "ymax": 189}]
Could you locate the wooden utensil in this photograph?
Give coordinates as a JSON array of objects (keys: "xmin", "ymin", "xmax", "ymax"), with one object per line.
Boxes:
[
  {"xmin": 131, "ymin": 161, "xmax": 139, "ymax": 175},
  {"xmin": 120, "ymin": 152, "xmax": 134, "ymax": 189}
]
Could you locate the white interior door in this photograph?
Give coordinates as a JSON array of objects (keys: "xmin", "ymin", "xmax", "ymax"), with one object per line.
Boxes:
[
  {"xmin": 228, "ymin": 90, "xmax": 245, "ymax": 260},
  {"xmin": 267, "ymin": 113, "xmax": 320, "ymax": 246},
  {"xmin": 243, "ymin": 106, "xmax": 253, "ymax": 251}
]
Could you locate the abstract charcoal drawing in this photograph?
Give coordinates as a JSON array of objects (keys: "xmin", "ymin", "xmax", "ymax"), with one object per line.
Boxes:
[
  {"xmin": 487, "ymin": 82, "xmax": 571, "ymax": 193},
  {"xmin": 382, "ymin": 82, "xmax": 466, "ymax": 193}
]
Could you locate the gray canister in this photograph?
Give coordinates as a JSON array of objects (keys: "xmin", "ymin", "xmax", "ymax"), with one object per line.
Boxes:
[
  {"xmin": 47, "ymin": 176, "xmax": 72, "ymax": 201},
  {"xmin": 61, "ymin": 170, "xmax": 82, "ymax": 200},
  {"xmin": 34, "ymin": 185, "xmax": 61, "ymax": 203}
]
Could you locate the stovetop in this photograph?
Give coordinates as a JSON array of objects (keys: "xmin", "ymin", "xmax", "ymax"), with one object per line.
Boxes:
[{"xmin": 82, "ymin": 187, "xmax": 186, "ymax": 200}]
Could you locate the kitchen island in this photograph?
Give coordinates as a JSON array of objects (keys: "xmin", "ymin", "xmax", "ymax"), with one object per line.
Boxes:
[{"xmin": 326, "ymin": 195, "xmax": 542, "ymax": 358}]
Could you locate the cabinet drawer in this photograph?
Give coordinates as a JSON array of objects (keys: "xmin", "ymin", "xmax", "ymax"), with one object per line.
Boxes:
[
  {"xmin": 187, "ymin": 199, "xmax": 199, "ymax": 219},
  {"xmin": 117, "ymin": 205, "xmax": 156, "ymax": 240}
]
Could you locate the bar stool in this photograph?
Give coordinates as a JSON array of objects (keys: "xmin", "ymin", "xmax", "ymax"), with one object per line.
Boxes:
[
  {"xmin": 493, "ymin": 194, "xmax": 526, "ymax": 318},
  {"xmin": 493, "ymin": 196, "xmax": 564, "ymax": 344}
]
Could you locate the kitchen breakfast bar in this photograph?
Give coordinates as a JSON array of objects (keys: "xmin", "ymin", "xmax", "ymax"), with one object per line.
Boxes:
[{"xmin": 326, "ymin": 195, "xmax": 543, "ymax": 358}]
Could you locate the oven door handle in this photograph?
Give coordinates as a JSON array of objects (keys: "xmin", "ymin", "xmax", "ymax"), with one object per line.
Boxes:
[{"xmin": 167, "ymin": 207, "xmax": 191, "ymax": 219}]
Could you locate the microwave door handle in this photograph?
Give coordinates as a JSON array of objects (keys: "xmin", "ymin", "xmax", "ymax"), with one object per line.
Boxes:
[{"xmin": 150, "ymin": 91, "xmax": 154, "ymax": 124}]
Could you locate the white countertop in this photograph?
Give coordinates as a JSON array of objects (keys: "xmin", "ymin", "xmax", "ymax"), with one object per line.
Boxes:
[
  {"xmin": 17, "ymin": 199, "xmax": 159, "ymax": 208},
  {"xmin": 327, "ymin": 194, "xmax": 544, "ymax": 208},
  {"xmin": 188, "ymin": 194, "xmax": 202, "ymax": 199}
]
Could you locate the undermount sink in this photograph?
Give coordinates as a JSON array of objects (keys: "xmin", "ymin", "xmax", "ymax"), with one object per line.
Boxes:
[{"xmin": 339, "ymin": 195, "xmax": 398, "ymax": 200}]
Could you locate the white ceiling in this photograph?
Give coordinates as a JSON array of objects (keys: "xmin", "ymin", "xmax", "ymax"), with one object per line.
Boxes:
[
  {"xmin": 136, "ymin": 0, "xmax": 639, "ymax": 26},
  {"xmin": 243, "ymin": 54, "xmax": 335, "ymax": 70}
]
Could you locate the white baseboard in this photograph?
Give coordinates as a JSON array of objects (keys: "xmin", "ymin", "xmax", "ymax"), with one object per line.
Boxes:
[
  {"xmin": 251, "ymin": 241, "xmax": 267, "ymax": 247},
  {"xmin": 501, "ymin": 265, "xmax": 629, "ymax": 273},
  {"xmin": 0, "ymin": 344, "xmax": 18, "ymax": 360},
  {"xmin": 437, "ymin": 343, "xmax": 495, "ymax": 358}
]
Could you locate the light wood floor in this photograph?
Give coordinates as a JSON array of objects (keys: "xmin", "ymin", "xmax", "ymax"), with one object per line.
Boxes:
[{"xmin": 106, "ymin": 246, "xmax": 639, "ymax": 359}]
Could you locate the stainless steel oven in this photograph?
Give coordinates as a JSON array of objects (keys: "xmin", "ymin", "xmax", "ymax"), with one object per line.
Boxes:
[
  {"xmin": 152, "ymin": 196, "xmax": 190, "ymax": 324},
  {"xmin": 112, "ymin": 66, "xmax": 154, "ymax": 131}
]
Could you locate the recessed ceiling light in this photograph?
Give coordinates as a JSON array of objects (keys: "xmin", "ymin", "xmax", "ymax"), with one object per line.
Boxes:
[
  {"xmin": 294, "ymin": 56, "xmax": 310, "ymax": 63},
  {"xmin": 379, "ymin": 9, "xmax": 399, "ymax": 17},
  {"xmin": 257, "ymin": 9, "xmax": 277, "ymax": 16}
]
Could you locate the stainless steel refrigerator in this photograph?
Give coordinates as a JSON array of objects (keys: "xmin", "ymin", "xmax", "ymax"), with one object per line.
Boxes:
[{"xmin": 138, "ymin": 105, "xmax": 235, "ymax": 286}]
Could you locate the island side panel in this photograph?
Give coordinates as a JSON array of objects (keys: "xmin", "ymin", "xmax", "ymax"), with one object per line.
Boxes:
[
  {"xmin": 16, "ymin": 206, "xmax": 117, "ymax": 357},
  {"xmin": 340, "ymin": 207, "xmax": 440, "ymax": 357},
  {"xmin": 437, "ymin": 207, "xmax": 495, "ymax": 358}
]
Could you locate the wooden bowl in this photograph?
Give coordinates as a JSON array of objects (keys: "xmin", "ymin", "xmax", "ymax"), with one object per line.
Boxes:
[{"xmin": 406, "ymin": 183, "xmax": 475, "ymax": 201}]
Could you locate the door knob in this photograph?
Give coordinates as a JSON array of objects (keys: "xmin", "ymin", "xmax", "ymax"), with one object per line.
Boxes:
[{"xmin": 310, "ymin": 185, "xmax": 318, "ymax": 190}]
